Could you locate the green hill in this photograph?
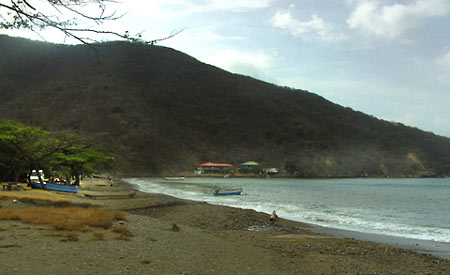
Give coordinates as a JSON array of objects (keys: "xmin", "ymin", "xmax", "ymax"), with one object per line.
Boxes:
[{"xmin": 0, "ymin": 35, "xmax": 449, "ymax": 177}]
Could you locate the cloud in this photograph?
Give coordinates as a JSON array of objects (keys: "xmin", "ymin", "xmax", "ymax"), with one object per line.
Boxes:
[
  {"xmin": 119, "ymin": 0, "xmax": 274, "ymax": 18},
  {"xmin": 271, "ymin": 11, "xmax": 346, "ymax": 42},
  {"xmin": 190, "ymin": 0, "xmax": 275, "ymax": 12},
  {"xmin": 431, "ymin": 115, "xmax": 450, "ymax": 136},
  {"xmin": 204, "ymin": 49, "xmax": 274, "ymax": 80},
  {"xmin": 434, "ymin": 51, "xmax": 450, "ymax": 86},
  {"xmin": 347, "ymin": 0, "xmax": 450, "ymax": 38},
  {"xmin": 435, "ymin": 51, "xmax": 450, "ymax": 69},
  {"xmin": 389, "ymin": 112, "xmax": 450, "ymax": 137},
  {"xmin": 189, "ymin": 27, "xmax": 245, "ymax": 42}
]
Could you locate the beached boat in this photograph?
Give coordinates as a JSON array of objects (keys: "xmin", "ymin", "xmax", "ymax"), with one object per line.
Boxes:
[
  {"xmin": 30, "ymin": 182, "xmax": 79, "ymax": 193},
  {"xmin": 213, "ymin": 188, "xmax": 242, "ymax": 196},
  {"xmin": 164, "ymin": 177, "xmax": 185, "ymax": 181}
]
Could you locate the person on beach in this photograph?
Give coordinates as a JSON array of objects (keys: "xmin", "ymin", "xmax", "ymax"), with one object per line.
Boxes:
[{"xmin": 270, "ymin": 210, "xmax": 278, "ymax": 221}]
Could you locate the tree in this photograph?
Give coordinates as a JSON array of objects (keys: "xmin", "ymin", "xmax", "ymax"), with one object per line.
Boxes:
[
  {"xmin": 0, "ymin": 0, "xmax": 182, "ymax": 45},
  {"xmin": 0, "ymin": 120, "xmax": 114, "ymax": 187},
  {"xmin": 284, "ymin": 160, "xmax": 298, "ymax": 176},
  {"xmin": 0, "ymin": 134, "xmax": 26, "ymax": 182},
  {"xmin": 52, "ymin": 135, "xmax": 114, "ymax": 186},
  {"xmin": 0, "ymin": 120, "xmax": 62, "ymax": 187}
]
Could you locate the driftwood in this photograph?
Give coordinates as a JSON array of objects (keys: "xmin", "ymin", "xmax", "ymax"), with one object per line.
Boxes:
[{"xmin": 82, "ymin": 191, "xmax": 136, "ymax": 200}]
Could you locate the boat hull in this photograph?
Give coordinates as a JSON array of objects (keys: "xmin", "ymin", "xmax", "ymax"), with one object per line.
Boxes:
[
  {"xmin": 213, "ymin": 191, "xmax": 242, "ymax": 196},
  {"xmin": 164, "ymin": 177, "xmax": 185, "ymax": 181},
  {"xmin": 30, "ymin": 182, "xmax": 79, "ymax": 193}
]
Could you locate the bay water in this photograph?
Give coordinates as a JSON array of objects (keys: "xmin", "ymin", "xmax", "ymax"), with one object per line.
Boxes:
[{"xmin": 125, "ymin": 177, "xmax": 449, "ymax": 244}]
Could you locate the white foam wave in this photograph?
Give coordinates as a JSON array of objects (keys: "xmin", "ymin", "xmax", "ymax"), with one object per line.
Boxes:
[{"xmin": 125, "ymin": 177, "xmax": 450, "ymax": 243}]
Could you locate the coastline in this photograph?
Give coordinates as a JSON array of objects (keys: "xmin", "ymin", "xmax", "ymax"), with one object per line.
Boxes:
[
  {"xmin": 309, "ymin": 224, "xmax": 450, "ymax": 260},
  {"xmin": 0, "ymin": 177, "xmax": 449, "ymax": 274},
  {"xmin": 124, "ymin": 178, "xmax": 450, "ymax": 260}
]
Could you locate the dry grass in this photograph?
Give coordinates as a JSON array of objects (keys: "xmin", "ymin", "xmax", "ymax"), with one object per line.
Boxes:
[
  {"xmin": 0, "ymin": 193, "xmax": 68, "ymax": 202},
  {"xmin": 0, "ymin": 192, "xmax": 71, "ymax": 205},
  {"xmin": 0, "ymin": 193, "xmax": 92, "ymax": 208},
  {"xmin": 0, "ymin": 207, "xmax": 128, "ymax": 231}
]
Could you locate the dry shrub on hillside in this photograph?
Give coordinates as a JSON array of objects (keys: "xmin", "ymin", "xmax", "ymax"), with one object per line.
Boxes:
[{"xmin": 0, "ymin": 207, "xmax": 128, "ymax": 231}]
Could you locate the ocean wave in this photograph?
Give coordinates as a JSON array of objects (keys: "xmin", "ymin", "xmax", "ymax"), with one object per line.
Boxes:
[{"xmin": 125, "ymin": 177, "xmax": 450, "ymax": 243}]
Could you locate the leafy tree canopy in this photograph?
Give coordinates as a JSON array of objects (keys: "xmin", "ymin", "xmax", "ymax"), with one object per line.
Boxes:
[
  {"xmin": 51, "ymin": 135, "xmax": 114, "ymax": 185},
  {"xmin": 0, "ymin": 120, "xmax": 114, "ymax": 184}
]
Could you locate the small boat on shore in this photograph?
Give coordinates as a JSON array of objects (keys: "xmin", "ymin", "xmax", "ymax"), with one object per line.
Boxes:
[
  {"xmin": 30, "ymin": 182, "xmax": 79, "ymax": 193},
  {"xmin": 164, "ymin": 177, "xmax": 185, "ymax": 181},
  {"xmin": 213, "ymin": 188, "xmax": 242, "ymax": 196}
]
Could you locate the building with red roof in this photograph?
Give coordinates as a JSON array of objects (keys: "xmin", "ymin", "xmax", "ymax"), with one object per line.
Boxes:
[{"xmin": 197, "ymin": 162, "xmax": 233, "ymax": 174}]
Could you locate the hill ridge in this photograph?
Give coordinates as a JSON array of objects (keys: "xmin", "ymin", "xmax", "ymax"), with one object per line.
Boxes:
[{"xmin": 0, "ymin": 35, "xmax": 449, "ymax": 177}]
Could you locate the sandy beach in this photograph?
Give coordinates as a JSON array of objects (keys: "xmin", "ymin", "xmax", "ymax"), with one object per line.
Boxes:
[{"xmin": 0, "ymin": 177, "xmax": 449, "ymax": 274}]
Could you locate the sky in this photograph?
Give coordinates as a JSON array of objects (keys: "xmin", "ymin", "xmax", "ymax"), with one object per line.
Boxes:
[{"xmin": 2, "ymin": 0, "xmax": 450, "ymax": 137}]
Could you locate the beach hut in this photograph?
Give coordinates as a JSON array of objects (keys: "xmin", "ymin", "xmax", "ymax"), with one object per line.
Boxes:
[{"xmin": 240, "ymin": 161, "xmax": 260, "ymax": 173}]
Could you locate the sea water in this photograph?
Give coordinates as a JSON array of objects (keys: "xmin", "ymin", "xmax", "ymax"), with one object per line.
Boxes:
[{"xmin": 125, "ymin": 177, "xmax": 450, "ymax": 243}]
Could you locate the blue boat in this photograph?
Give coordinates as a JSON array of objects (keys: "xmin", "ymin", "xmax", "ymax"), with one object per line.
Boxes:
[
  {"xmin": 213, "ymin": 188, "xmax": 242, "ymax": 196},
  {"xmin": 30, "ymin": 182, "xmax": 79, "ymax": 193}
]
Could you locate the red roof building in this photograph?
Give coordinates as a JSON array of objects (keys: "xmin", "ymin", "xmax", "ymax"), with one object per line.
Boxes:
[{"xmin": 198, "ymin": 162, "xmax": 233, "ymax": 174}]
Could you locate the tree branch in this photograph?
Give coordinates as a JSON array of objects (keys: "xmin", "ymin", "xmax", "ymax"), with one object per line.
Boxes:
[
  {"xmin": 1, "ymin": 1, "xmax": 183, "ymax": 46},
  {"xmin": 22, "ymin": 0, "xmax": 36, "ymax": 10}
]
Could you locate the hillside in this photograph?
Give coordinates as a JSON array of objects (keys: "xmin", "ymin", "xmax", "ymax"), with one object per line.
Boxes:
[{"xmin": 0, "ymin": 35, "xmax": 449, "ymax": 177}]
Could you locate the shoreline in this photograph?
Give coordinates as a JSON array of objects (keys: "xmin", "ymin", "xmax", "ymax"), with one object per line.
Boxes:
[
  {"xmin": 134, "ymin": 174, "xmax": 449, "ymax": 179},
  {"xmin": 309, "ymin": 224, "xmax": 450, "ymax": 260},
  {"xmin": 123, "ymin": 177, "xmax": 450, "ymax": 260},
  {"xmin": 1, "ymin": 177, "xmax": 449, "ymax": 274}
]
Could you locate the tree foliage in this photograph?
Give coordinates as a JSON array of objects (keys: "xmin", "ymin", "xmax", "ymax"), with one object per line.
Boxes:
[
  {"xmin": 52, "ymin": 135, "xmax": 114, "ymax": 185},
  {"xmin": 0, "ymin": 120, "xmax": 56, "ymax": 183},
  {"xmin": 0, "ymin": 120, "xmax": 114, "ymax": 183}
]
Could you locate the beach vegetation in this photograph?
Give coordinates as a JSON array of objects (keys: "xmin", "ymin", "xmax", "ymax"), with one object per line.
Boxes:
[
  {"xmin": 0, "ymin": 120, "xmax": 114, "ymax": 184},
  {"xmin": 0, "ymin": 207, "xmax": 128, "ymax": 231},
  {"xmin": 0, "ymin": 192, "xmax": 93, "ymax": 208}
]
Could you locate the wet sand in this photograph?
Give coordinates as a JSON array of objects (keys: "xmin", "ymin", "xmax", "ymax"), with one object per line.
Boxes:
[{"xmin": 0, "ymin": 177, "xmax": 449, "ymax": 274}]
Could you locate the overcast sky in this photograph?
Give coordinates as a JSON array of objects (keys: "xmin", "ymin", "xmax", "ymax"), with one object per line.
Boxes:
[{"xmin": 2, "ymin": 0, "xmax": 450, "ymax": 137}]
